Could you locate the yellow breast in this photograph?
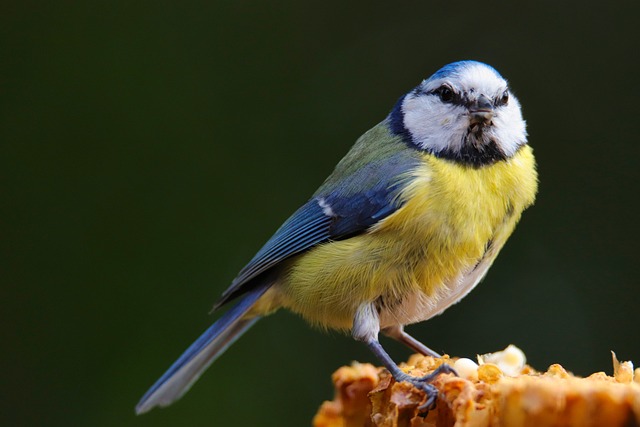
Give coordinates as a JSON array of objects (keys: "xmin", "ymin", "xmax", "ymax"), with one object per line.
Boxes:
[{"xmin": 273, "ymin": 146, "xmax": 537, "ymax": 330}]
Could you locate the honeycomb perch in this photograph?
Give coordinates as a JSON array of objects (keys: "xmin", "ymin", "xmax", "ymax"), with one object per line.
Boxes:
[{"xmin": 312, "ymin": 346, "xmax": 640, "ymax": 427}]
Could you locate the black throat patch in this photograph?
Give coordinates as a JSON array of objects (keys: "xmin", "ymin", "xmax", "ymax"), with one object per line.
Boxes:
[{"xmin": 436, "ymin": 129, "xmax": 508, "ymax": 168}]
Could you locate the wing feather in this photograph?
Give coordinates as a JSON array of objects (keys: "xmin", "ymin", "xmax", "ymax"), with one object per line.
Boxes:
[{"xmin": 214, "ymin": 124, "xmax": 422, "ymax": 308}]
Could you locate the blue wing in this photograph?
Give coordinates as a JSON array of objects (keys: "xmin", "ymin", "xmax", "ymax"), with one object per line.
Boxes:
[
  {"xmin": 214, "ymin": 149, "xmax": 420, "ymax": 308},
  {"xmin": 136, "ymin": 128, "xmax": 422, "ymax": 413}
]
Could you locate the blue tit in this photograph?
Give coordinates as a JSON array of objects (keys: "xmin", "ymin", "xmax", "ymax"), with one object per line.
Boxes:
[{"xmin": 136, "ymin": 60, "xmax": 538, "ymax": 414}]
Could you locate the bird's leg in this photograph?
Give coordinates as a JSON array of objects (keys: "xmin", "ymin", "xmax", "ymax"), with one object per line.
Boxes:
[
  {"xmin": 352, "ymin": 303, "xmax": 456, "ymax": 413},
  {"xmin": 367, "ymin": 340, "xmax": 457, "ymax": 411},
  {"xmin": 382, "ymin": 325, "xmax": 441, "ymax": 358}
]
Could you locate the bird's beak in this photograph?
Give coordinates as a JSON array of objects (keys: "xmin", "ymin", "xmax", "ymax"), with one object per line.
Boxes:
[{"xmin": 468, "ymin": 94, "xmax": 494, "ymax": 125}]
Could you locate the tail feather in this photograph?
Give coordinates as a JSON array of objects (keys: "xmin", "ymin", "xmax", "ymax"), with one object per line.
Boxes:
[{"xmin": 135, "ymin": 284, "xmax": 269, "ymax": 414}]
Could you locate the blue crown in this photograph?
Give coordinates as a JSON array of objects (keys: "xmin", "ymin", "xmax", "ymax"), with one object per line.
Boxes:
[{"xmin": 428, "ymin": 60, "xmax": 502, "ymax": 81}]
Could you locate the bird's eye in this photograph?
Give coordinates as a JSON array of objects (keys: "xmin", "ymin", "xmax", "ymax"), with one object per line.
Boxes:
[
  {"xmin": 498, "ymin": 90, "xmax": 509, "ymax": 106},
  {"xmin": 436, "ymin": 85, "xmax": 455, "ymax": 103}
]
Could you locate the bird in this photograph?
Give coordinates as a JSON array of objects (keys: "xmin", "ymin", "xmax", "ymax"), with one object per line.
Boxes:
[{"xmin": 136, "ymin": 60, "xmax": 538, "ymax": 414}]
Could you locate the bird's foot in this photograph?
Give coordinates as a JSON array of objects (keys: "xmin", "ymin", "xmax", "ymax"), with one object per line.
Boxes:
[{"xmin": 394, "ymin": 363, "xmax": 457, "ymax": 414}]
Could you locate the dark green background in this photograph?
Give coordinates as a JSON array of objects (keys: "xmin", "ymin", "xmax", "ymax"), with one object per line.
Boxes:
[{"xmin": 2, "ymin": 1, "xmax": 638, "ymax": 426}]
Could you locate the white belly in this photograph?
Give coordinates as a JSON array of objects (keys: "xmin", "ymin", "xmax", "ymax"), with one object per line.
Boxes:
[{"xmin": 378, "ymin": 256, "xmax": 494, "ymax": 329}]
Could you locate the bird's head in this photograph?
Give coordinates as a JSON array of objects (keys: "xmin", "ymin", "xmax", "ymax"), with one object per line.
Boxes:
[{"xmin": 389, "ymin": 61, "xmax": 527, "ymax": 167}]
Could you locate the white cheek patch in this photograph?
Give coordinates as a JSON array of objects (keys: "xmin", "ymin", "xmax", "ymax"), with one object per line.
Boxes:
[
  {"xmin": 402, "ymin": 93, "xmax": 468, "ymax": 153},
  {"xmin": 490, "ymin": 97, "xmax": 527, "ymax": 157}
]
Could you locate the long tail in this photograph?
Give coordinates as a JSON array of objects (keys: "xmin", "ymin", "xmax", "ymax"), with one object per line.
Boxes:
[{"xmin": 135, "ymin": 284, "xmax": 270, "ymax": 414}]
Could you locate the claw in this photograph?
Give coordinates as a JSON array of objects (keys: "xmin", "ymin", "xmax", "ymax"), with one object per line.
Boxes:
[
  {"xmin": 417, "ymin": 363, "xmax": 458, "ymax": 382},
  {"xmin": 415, "ymin": 382, "xmax": 438, "ymax": 414},
  {"xmin": 397, "ymin": 363, "xmax": 458, "ymax": 416}
]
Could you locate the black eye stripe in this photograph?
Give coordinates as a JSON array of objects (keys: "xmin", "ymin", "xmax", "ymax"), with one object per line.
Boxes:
[
  {"xmin": 422, "ymin": 86, "xmax": 510, "ymax": 108},
  {"xmin": 429, "ymin": 85, "xmax": 463, "ymax": 105}
]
